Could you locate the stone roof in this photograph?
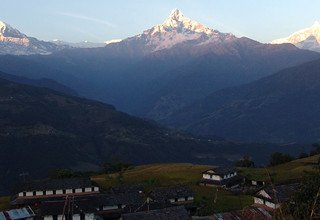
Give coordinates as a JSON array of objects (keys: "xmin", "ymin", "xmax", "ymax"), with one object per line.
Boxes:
[
  {"xmin": 255, "ymin": 182, "xmax": 300, "ymax": 203},
  {"xmin": 121, "ymin": 206, "xmax": 190, "ymax": 220},
  {"xmin": 151, "ymin": 186, "xmax": 193, "ymax": 202}
]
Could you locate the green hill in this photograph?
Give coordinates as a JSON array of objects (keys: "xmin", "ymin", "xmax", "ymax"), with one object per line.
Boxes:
[
  {"xmin": 92, "ymin": 163, "xmax": 253, "ymax": 214},
  {"xmin": 238, "ymin": 154, "xmax": 320, "ymax": 183}
]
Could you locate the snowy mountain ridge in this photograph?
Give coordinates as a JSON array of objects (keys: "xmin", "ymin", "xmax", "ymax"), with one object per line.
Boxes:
[
  {"xmin": 127, "ymin": 9, "xmax": 235, "ymax": 52},
  {"xmin": 272, "ymin": 21, "xmax": 320, "ymax": 52}
]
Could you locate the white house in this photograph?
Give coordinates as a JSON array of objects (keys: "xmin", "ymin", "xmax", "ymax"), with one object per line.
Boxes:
[
  {"xmin": 13, "ymin": 178, "xmax": 99, "ymax": 205},
  {"xmin": 253, "ymin": 183, "xmax": 300, "ymax": 210},
  {"xmin": 200, "ymin": 168, "xmax": 243, "ymax": 188}
]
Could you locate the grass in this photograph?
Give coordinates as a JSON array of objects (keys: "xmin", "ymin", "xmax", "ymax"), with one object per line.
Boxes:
[
  {"xmin": 238, "ymin": 154, "xmax": 320, "ymax": 183},
  {"xmin": 92, "ymin": 163, "xmax": 252, "ymax": 215},
  {"xmin": 0, "ymin": 196, "xmax": 10, "ymax": 211},
  {"xmin": 92, "ymin": 163, "xmax": 212, "ymax": 189}
]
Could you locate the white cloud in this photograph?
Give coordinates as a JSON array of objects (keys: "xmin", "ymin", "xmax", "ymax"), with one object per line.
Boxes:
[{"xmin": 58, "ymin": 12, "xmax": 116, "ymax": 28}]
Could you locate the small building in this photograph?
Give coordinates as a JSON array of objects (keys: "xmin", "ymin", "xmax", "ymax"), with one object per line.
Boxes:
[
  {"xmin": 0, "ymin": 206, "xmax": 35, "ymax": 220},
  {"xmin": 121, "ymin": 206, "xmax": 191, "ymax": 220},
  {"xmin": 200, "ymin": 168, "xmax": 244, "ymax": 188},
  {"xmin": 253, "ymin": 183, "xmax": 300, "ymax": 210},
  {"xmin": 12, "ymin": 178, "xmax": 99, "ymax": 205},
  {"xmin": 151, "ymin": 186, "xmax": 194, "ymax": 205}
]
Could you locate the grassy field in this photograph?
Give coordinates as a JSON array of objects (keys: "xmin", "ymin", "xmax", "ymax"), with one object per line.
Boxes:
[
  {"xmin": 1, "ymin": 155, "xmax": 317, "ymax": 214},
  {"xmin": 0, "ymin": 196, "xmax": 10, "ymax": 211},
  {"xmin": 92, "ymin": 163, "xmax": 253, "ymax": 214},
  {"xmin": 238, "ymin": 154, "xmax": 320, "ymax": 183}
]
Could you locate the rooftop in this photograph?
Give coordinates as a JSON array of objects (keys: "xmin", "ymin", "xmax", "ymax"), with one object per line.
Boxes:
[{"xmin": 121, "ymin": 206, "xmax": 190, "ymax": 220}]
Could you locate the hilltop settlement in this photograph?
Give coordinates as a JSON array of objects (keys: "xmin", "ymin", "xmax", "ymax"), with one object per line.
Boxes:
[{"xmin": 2, "ymin": 154, "xmax": 319, "ymax": 220}]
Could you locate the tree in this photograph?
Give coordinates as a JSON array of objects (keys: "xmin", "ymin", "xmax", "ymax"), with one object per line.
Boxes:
[
  {"xmin": 269, "ymin": 152, "xmax": 294, "ymax": 166},
  {"xmin": 49, "ymin": 169, "xmax": 83, "ymax": 179},
  {"xmin": 235, "ymin": 156, "xmax": 254, "ymax": 167},
  {"xmin": 310, "ymin": 143, "xmax": 320, "ymax": 156},
  {"xmin": 102, "ymin": 158, "xmax": 132, "ymax": 174},
  {"xmin": 286, "ymin": 172, "xmax": 320, "ymax": 219}
]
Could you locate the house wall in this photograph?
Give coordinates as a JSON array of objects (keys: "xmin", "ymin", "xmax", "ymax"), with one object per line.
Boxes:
[
  {"xmin": 187, "ymin": 196, "xmax": 194, "ymax": 201},
  {"xmin": 18, "ymin": 186, "xmax": 99, "ymax": 198},
  {"xmin": 202, "ymin": 174, "xmax": 222, "ymax": 181},
  {"xmin": 73, "ymin": 214, "xmax": 80, "ymax": 220},
  {"xmin": 44, "ymin": 215, "xmax": 53, "ymax": 220},
  {"xmin": 36, "ymin": 191, "xmax": 43, "ymax": 196},
  {"xmin": 254, "ymin": 197, "xmax": 264, "ymax": 205},
  {"xmin": 85, "ymin": 213, "xmax": 94, "ymax": 220}
]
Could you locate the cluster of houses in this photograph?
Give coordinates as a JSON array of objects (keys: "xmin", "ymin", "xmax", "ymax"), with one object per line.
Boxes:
[
  {"xmin": 3, "ymin": 177, "xmax": 195, "ymax": 220},
  {"xmin": 0, "ymin": 167, "xmax": 299, "ymax": 220}
]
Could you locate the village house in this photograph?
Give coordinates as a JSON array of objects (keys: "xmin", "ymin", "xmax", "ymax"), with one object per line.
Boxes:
[
  {"xmin": 200, "ymin": 168, "xmax": 244, "ymax": 188},
  {"xmin": 11, "ymin": 178, "xmax": 99, "ymax": 206},
  {"xmin": 253, "ymin": 183, "xmax": 300, "ymax": 210}
]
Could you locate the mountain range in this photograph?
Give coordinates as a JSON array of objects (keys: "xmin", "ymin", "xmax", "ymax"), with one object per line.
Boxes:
[
  {"xmin": 1, "ymin": 73, "xmax": 297, "ymax": 194},
  {"xmin": 272, "ymin": 21, "xmax": 320, "ymax": 52},
  {"xmin": 1, "ymin": 8, "xmax": 320, "ymax": 193},
  {"xmin": 1, "ymin": 9, "xmax": 318, "ymax": 121},
  {"xmin": 163, "ymin": 58, "xmax": 320, "ymax": 143}
]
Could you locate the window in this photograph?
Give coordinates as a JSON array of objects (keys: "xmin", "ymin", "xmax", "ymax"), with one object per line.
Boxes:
[
  {"xmin": 91, "ymin": 187, "xmax": 95, "ymax": 191},
  {"xmin": 33, "ymin": 191, "xmax": 36, "ymax": 196},
  {"xmin": 43, "ymin": 191, "xmax": 46, "ymax": 195},
  {"xmin": 175, "ymin": 198, "xmax": 178, "ymax": 202},
  {"xmin": 72, "ymin": 189, "xmax": 76, "ymax": 193},
  {"xmin": 82, "ymin": 188, "xmax": 85, "ymax": 192},
  {"xmin": 80, "ymin": 213, "xmax": 85, "ymax": 220},
  {"xmin": 185, "ymin": 196, "xmax": 188, "ymax": 201},
  {"xmin": 23, "ymin": 192, "xmax": 26, "ymax": 196},
  {"xmin": 63, "ymin": 189, "xmax": 66, "ymax": 194},
  {"xmin": 53, "ymin": 215, "xmax": 58, "ymax": 220},
  {"xmin": 53, "ymin": 190, "xmax": 56, "ymax": 195}
]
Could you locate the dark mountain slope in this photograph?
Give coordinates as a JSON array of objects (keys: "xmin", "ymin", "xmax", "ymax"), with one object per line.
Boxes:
[
  {"xmin": 0, "ymin": 75, "xmax": 310, "ymax": 194},
  {"xmin": 0, "ymin": 71, "xmax": 77, "ymax": 96},
  {"xmin": 163, "ymin": 59, "xmax": 320, "ymax": 143}
]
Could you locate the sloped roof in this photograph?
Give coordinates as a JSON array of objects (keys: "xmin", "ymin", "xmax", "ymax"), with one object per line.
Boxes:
[
  {"xmin": 151, "ymin": 186, "xmax": 193, "ymax": 202},
  {"xmin": 255, "ymin": 183, "xmax": 300, "ymax": 203},
  {"xmin": 0, "ymin": 206, "xmax": 35, "ymax": 220},
  {"xmin": 202, "ymin": 167, "xmax": 236, "ymax": 176},
  {"xmin": 121, "ymin": 206, "xmax": 190, "ymax": 220}
]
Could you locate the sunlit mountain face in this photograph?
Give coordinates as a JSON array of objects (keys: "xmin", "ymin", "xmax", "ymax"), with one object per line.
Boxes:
[{"xmin": 272, "ymin": 21, "xmax": 320, "ymax": 52}]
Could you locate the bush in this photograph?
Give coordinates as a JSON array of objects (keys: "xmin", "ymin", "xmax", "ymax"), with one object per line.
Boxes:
[
  {"xmin": 269, "ymin": 152, "xmax": 294, "ymax": 166},
  {"xmin": 102, "ymin": 159, "xmax": 132, "ymax": 174},
  {"xmin": 235, "ymin": 156, "xmax": 254, "ymax": 167},
  {"xmin": 49, "ymin": 169, "xmax": 83, "ymax": 179},
  {"xmin": 286, "ymin": 172, "xmax": 320, "ymax": 219}
]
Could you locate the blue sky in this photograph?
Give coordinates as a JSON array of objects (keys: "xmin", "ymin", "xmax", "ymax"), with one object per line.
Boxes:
[{"xmin": 1, "ymin": 0, "xmax": 320, "ymax": 43}]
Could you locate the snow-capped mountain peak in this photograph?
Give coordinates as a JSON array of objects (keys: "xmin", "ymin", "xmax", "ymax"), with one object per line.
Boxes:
[
  {"xmin": 130, "ymin": 9, "xmax": 230, "ymax": 52},
  {"xmin": 161, "ymin": 9, "xmax": 214, "ymax": 35},
  {"xmin": 272, "ymin": 21, "xmax": 320, "ymax": 52}
]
